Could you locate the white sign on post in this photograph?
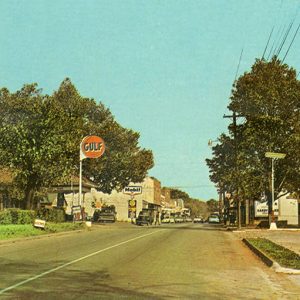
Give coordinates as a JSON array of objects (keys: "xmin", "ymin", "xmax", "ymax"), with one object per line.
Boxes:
[
  {"xmin": 123, "ymin": 186, "xmax": 142, "ymax": 195},
  {"xmin": 34, "ymin": 219, "xmax": 46, "ymax": 229}
]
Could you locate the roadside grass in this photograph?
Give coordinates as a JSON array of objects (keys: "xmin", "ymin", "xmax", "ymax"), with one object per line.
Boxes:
[
  {"xmin": 0, "ymin": 222, "xmax": 85, "ymax": 240},
  {"xmin": 247, "ymin": 238, "xmax": 300, "ymax": 270}
]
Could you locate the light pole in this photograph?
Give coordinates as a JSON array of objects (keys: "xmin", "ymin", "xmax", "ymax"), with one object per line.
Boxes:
[{"xmin": 265, "ymin": 152, "xmax": 286, "ymax": 230}]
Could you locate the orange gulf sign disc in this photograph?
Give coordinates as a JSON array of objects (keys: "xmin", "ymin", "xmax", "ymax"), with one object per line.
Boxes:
[{"xmin": 81, "ymin": 136, "xmax": 105, "ymax": 159}]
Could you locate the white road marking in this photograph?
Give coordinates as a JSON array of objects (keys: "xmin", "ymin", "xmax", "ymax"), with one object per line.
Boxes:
[{"xmin": 0, "ymin": 230, "xmax": 161, "ymax": 295}]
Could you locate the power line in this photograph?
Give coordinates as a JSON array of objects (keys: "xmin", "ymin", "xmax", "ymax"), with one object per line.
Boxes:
[
  {"xmin": 262, "ymin": 27, "xmax": 274, "ymax": 59},
  {"xmin": 234, "ymin": 49, "xmax": 243, "ymax": 82},
  {"xmin": 276, "ymin": 20, "xmax": 294, "ymax": 57},
  {"xmin": 282, "ymin": 23, "xmax": 300, "ymax": 62},
  {"xmin": 268, "ymin": 25, "xmax": 285, "ymax": 60}
]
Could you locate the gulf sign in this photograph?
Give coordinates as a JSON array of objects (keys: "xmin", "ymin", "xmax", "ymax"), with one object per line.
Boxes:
[{"xmin": 80, "ymin": 136, "xmax": 105, "ymax": 159}]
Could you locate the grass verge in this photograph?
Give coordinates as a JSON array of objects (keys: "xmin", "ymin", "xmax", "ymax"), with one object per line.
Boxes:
[
  {"xmin": 247, "ymin": 238, "xmax": 300, "ymax": 270},
  {"xmin": 0, "ymin": 222, "xmax": 85, "ymax": 240}
]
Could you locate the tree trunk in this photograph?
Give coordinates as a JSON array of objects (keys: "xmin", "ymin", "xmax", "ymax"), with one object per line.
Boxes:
[{"xmin": 25, "ymin": 189, "xmax": 34, "ymax": 210}]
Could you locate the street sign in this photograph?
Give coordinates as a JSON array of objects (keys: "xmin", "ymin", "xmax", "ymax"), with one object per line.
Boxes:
[
  {"xmin": 123, "ymin": 186, "xmax": 142, "ymax": 195},
  {"xmin": 265, "ymin": 152, "xmax": 286, "ymax": 159},
  {"xmin": 34, "ymin": 219, "xmax": 46, "ymax": 229},
  {"xmin": 80, "ymin": 135, "xmax": 105, "ymax": 160},
  {"xmin": 128, "ymin": 199, "xmax": 137, "ymax": 218}
]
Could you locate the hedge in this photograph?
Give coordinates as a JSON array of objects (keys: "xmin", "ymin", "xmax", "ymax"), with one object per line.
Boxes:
[
  {"xmin": 36, "ymin": 207, "xmax": 66, "ymax": 223},
  {"xmin": 0, "ymin": 209, "xmax": 36, "ymax": 225}
]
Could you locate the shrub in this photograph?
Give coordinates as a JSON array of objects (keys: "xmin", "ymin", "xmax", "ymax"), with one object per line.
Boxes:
[
  {"xmin": 36, "ymin": 207, "xmax": 66, "ymax": 223},
  {"xmin": 0, "ymin": 209, "xmax": 35, "ymax": 225},
  {"xmin": 0, "ymin": 210, "xmax": 13, "ymax": 225},
  {"xmin": 18, "ymin": 210, "xmax": 36, "ymax": 224}
]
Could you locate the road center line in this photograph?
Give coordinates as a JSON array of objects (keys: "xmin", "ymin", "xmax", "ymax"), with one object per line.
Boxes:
[{"xmin": 0, "ymin": 229, "xmax": 162, "ymax": 295}]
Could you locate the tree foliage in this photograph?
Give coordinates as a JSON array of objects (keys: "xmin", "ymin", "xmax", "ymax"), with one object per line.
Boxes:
[
  {"xmin": 207, "ymin": 57, "xmax": 300, "ymax": 201},
  {"xmin": 0, "ymin": 79, "xmax": 154, "ymax": 208},
  {"xmin": 170, "ymin": 188, "xmax": 212, "ymax": 218}
]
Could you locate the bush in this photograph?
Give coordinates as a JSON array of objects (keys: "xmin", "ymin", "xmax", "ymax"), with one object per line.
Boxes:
[
  {"xmin": 36, "ymin": 207, "xmax": 66, "ymax": 223},
  {"xmin": 0, "ymin": 209, "xmax": 35, "ymax": 225},
  {"xmin": 18, "ymin": 210, "xmax": 36, "ymax": 224},
  {"xmin": 0, "ymin": 210, "xmax": 12, "ymax": 225}
]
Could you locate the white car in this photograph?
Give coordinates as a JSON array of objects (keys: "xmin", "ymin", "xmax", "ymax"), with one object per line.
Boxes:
[
  {"xmin": 193, "ymin": 216, "xmax": 203, "ymax": 223},
  {"xmin": 208, "ymin": 214, "xmax": 220, "ymax": 224},
  {"xmin": 175, "ymin": 217, "xmax": 184, "ymax": 223},
  {"xmin": 169, "ymin": 217, "xmax": 175, "ymax": 223},
  {"xmin": 161, "ymin": 218, "xmax": 170, "ymax": 223}
]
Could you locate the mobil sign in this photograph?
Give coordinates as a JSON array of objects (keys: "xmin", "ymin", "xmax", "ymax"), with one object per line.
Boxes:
[{"xmin": 80, "ymin": 135, "xmax": 105, "ymax": 160}]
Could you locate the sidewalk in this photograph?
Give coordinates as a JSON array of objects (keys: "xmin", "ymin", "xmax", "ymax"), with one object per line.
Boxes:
[{"xmin": 233, "ymin": 228, "xmax": 300, "ymax": 255}]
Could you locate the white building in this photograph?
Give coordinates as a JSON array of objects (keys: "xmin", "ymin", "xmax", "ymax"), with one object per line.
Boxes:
[
  {"xmin": 278, "ymin": 194, "xmax": 298, "ymax": 226},
  {"xmin": 254, "ymin": 193, "xmax": 299, "ymax": 226},
  {"xmin": 59, "ymin": 176, "xmax": 162, "ymax": 222}
]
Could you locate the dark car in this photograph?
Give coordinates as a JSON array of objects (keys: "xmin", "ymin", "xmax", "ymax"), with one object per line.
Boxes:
[
  {"xmin": 136, "ymin": 209, "xmax": 154, "ymax": 226},
  {"xmin": 93, "ymin": 206, "xmax": 116, "ymax": 223}
]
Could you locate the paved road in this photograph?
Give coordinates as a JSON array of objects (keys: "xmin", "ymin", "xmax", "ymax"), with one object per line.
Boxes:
[{"xmin": 0, "ymin": 223, "xmax": 299, "ymax": 299}]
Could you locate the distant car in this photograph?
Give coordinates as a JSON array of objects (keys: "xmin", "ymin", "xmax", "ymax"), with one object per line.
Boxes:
[
  {"xmin": 174, "ymin": 216, "xmax": 184, "ymax": 223},
  {"xmin": 169, "ymin": 217, "xmax": 175, "ymax": 223},
  {"xmin": 193, "ymin": 216, "xmax": 203, "ymax": 223},
  {"xmin": 161, "ymin": 217, "xmax": 170, "ymax": 223},
  {"xmin": 185, "ymin": 217, "xmax": 193, "ymax": 222},
  {"xmin": 208, "ymin": 214, "xmax": 220, "ymax": 224}
]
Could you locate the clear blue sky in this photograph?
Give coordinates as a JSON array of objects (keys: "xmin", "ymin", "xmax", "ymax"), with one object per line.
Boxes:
[{"xmin": 1, "ymin": 1, "xmax": 300, "ymax": 200}]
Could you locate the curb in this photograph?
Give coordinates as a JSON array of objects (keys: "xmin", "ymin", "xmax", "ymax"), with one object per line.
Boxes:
[
  {"xmin": 243, "ymin": 238, "xmax": 273, "ymax": 267},
  {"xmin": 242, "ymin": 238, "xmax": 300, "ymax": 275}
]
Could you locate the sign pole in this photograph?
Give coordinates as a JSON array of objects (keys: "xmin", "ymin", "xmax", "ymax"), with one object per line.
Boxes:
[
  {"xmin": 265, "ymin": 152, "xmax": 286, "ymax": 230},
  {"xmin": 78, "ymin": 135, "xmax": 106, "ymax": 221},
  {"xmin": 271, "ymin": 158, "xmax": 274, "ymax": 223},
  {"xmin": 79, "ymin": 157, "xmax": 83, "ymax": 206}
]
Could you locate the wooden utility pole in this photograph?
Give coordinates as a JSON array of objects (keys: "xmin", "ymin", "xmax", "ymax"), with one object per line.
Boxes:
[{"xmin": 223, "ymin": 112, "xmax": 243, "ymax": 229}]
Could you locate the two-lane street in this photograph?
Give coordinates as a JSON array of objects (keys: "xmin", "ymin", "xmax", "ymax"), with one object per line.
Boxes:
[{"xmin": 0, "ymin": 223, "xmax": 299, "ymax": 299}]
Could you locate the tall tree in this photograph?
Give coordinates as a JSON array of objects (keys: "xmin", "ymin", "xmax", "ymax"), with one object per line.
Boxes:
[
  {"xmin": 0, "ymin": 79, "xmax": 154, "ymax": 208},
  {"xmin": 229, "ymin": 57, "xmax": 300, "ymax": 199},
  {"xmin": 207, "ymin": 57, "xmax": 300, "ymax": 203}
]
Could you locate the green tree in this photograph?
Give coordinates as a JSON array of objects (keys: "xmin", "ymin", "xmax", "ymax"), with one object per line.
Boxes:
[
  {"xmin": 0, "ymin": 84, "xmax": 71, "ymax": 208},
  {"xmin": 170, "ymin": 189, "xmax": 190, "ymax": 200},
  {"xmin": 0, "ymin": 79, "xmax": 154, "ymax": 208},
  {"xmin": 206, "ymin": 199, "xmax": 219, "ymax": 213},
  {"xmin": 229, "ymin": 58, "xmax": 300, "ymax": 199},
  {"xmin": 170, "ymin": 188, "xmax": 208, "ymax": 217},
  {"xmin": 207, "ymin": 57, "xmax": 300, "ymax": 202}
]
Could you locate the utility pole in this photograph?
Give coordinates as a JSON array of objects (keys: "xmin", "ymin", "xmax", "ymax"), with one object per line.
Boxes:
[{"xmin": 223, "ymin": 112, "xmax": 243, "ymax": 229}]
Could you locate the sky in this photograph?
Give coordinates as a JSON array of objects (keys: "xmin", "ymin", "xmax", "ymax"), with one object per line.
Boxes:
[{"xmin": 1, "ymin": 0, "xmax": 300, "ymax": 201}]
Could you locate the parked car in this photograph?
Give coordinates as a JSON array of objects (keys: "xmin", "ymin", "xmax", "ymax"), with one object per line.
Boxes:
[
  {"xmin": 169, "ymin": 217, "xmax": 175, "ymax": 223},
  {"xmin": 136, "ymin": 209, "xmax": 154, "ymax": 226},
  {"xmin": 161, "ymin": 217, "xmax": 170, "ymax": 223},
  {"xmin": 174, "ymin": 216, "xmax": 184, "ymax": 223},
  {"xmin": 93, "ymin": 205, "xmax": 116, "ymax": 223},
  {"xmin": 185, "ymin": 217, "xmax": 193, "ymax": 222},
  {"xmin": 193, "ymin": 216, "xmax": 203, "ymax": 223},
  {"xmin": 208, "ymin": 214, "xmax": 220, "ymax": 224}
]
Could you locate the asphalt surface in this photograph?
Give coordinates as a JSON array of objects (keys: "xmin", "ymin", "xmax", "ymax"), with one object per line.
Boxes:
[{"xmin": 0, "ymin": 223, "xmax": 299, "ymax": 299}]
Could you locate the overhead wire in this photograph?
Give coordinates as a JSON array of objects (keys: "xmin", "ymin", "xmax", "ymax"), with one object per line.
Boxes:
[
  {"xmin": 266, "ymin": 1, "xmax": 284, "ymax": 60},
  {"xmin": 268, "ymin": 25, "xmax": 285, "ymax": 60},
  {"xmin": 234, "ymin": 48, "xmax": 243, "ymax": 83},
  {"xmin": 282, "ymin": 23, "xmax": 300, "ymax": 62},
  {"xmin": 275, "ymin": 20, "xmax": 294, "ymax": 57},
  {"xmin": 262, "ymin": 27, "xmax": 274, "ymax": 59}
]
